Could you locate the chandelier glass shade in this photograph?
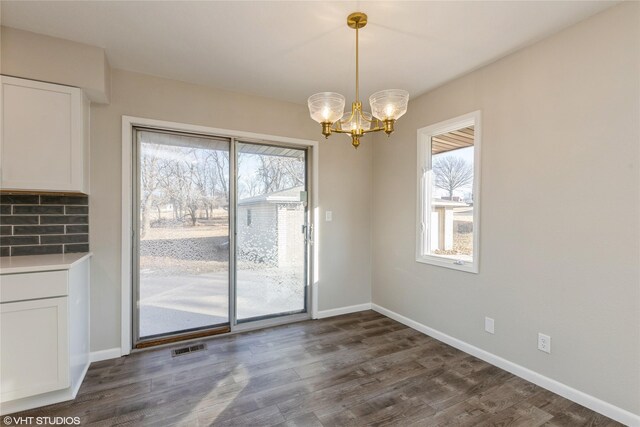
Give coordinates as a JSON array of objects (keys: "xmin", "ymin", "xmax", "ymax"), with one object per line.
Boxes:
[
  {"xmin": 308, "ymin": 92, "xmax": 346, "ymax": 124},
  {"xmin": 307, "ymin": 12, "xmax": 409, "ymax": 148}
]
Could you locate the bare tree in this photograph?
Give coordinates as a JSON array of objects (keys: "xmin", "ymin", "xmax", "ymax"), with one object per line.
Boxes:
[
  {"xmin": 176, "ymin": 155, "xmax": 205, "ymax": 226},
  {"xmin": 139, "ymin": 145, "xmax": 166, "ymax": 237},
  {"xmin": 257, "ymin": 156, "xmax": 304, "ymax": 193},
  {"xmin": 192, "ymin": 150, "xmax": 216, "ymax": 219},
  {"xmin": 140, "ymin": 142, "xmax": 233, "ymax": 229},
  {"xmin": 239, "ymin": 174, "xmax": 261, "ymax": 198},
  {"xmin": 211, "ymin": 151, "xmax": 229, "ymax": 201},
  {"xmin": 279, "ymin": 157, "xmax": 305, "ymax": 187},
  {"xmin": 144, "ymin": 142, "xmax": 308, "ymax": 229},
  {"xmin": 433, "ymin": 156, "xmax": 473, "ymax": 199}
]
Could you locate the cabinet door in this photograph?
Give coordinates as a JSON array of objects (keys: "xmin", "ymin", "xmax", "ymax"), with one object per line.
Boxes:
[
  {"xmin": 0, "ymin": 297, "xmax": 69, "ymax": 402},
  {"xmin": 0, "ymin": 76, "xmax": 85, "ymax": 192}
]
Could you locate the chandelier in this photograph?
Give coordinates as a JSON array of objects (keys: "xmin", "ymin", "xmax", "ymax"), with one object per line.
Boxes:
[{"xmin": 308, "ymin": 12, "xmax": 409, "ymax": 149}]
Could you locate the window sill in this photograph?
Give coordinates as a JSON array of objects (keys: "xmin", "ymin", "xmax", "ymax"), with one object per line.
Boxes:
[{"xmin": 416, "ymin": 254, "xmax": 478, "ymax": 274}]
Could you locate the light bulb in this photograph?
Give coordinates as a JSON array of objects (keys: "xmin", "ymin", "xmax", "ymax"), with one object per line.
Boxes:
[
  {"xmin": 384, "ymin": 105, "xmax": 395, "ymax": 119},
  {"xmin": 339, "ymin": 110, "xmax": 372, "ymax": 133}
]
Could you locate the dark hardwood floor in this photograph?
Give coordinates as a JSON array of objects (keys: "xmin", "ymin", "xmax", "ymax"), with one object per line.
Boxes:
[{"xmin": 12, "ymin": 311, "xmax": 621, "ymax": 426}]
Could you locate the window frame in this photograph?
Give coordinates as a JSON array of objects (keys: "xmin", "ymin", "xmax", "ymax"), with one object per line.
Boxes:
[{"xmin": 416, "ymin": 110, "xmax": 481, "ymax": 274}]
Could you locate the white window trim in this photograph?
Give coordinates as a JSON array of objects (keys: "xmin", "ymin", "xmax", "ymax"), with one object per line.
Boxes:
[
  {"xmin": 416, "ymin": 110, "xmax": 481, "ymax": 274},
  {"xmin": 121, "ymin": 116, "xmax": 320, "ymax": 355}
]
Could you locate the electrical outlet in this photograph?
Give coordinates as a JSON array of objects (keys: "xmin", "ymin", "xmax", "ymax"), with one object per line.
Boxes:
[
  {"xmin": 538, "ymin": 333, "xmax": 551, "ymax": 353},
  {"xmin": 484, "ymin": 317, "xmax": 495, "ymax": 334},
  {"xmin": 325, "ymin": 211, "xmax": 333, "ymax": 222}
]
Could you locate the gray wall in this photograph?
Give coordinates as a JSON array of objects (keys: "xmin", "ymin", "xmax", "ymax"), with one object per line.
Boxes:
[
  {"xmin": 90, "ymin": 69, "xmax": 373, "ymax": 351},
  {"xmin": 371, "ymin": 2, "xmax": 639, "ymax": 414}
]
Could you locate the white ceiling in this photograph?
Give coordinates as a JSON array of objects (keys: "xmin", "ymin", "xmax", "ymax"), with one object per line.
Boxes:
[{"xmin": 0, "ymin": 1, "xmax": 616, "ymax": 105}]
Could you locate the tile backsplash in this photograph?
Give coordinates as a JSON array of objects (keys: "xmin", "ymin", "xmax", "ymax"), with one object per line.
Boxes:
[{"xmin": 0, "ymin": 193, "xmax": 89, "ymax": 256}]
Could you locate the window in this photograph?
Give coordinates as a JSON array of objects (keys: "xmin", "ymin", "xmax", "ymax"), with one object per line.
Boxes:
[{"xmin": 417, "ymin": 111, "xmax": 480, "ymax": 273}]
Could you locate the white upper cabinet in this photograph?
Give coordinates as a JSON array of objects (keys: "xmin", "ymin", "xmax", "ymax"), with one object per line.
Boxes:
[{"xmin": 0, "ymin": 76, "xmax": 90, "ymax": 194}]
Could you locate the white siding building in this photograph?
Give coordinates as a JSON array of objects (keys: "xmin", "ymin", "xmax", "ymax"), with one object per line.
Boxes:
[{"xmin": 237, "ymin": 186, "xmax": 305, "ymax": 267}]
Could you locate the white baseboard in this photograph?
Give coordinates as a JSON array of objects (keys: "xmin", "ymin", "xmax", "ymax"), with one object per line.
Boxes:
[
  {"xmin": 90, "ymin": 347, "xmax": 122, "ymax": 363},
  {"xmin": 1, "ymin": 387, "xmax": 75, "ymax": 416},
  {"xmin": 371, "ymin": 303, "xmax": 639, "ymax": 427},
  {"xmin": 316, "ymin": 303, "xmax": 372, "ymax": 319},
  {"xmin": 71, "ymin": 362, "xmax": 90, "ymax": 397}
]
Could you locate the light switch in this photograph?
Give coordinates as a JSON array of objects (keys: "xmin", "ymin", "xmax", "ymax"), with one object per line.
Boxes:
[{"xmin": 325, "ymin": 211, "xmax": 333, "ymax": 222}]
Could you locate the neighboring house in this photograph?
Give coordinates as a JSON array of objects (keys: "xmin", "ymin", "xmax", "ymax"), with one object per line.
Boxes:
[
  {"xmin": 237, "ymin": 186, "xmax": 305, "ymax": 267},
  {"xmin": 430, "ymin": 198, "xmax": 469, "ymax": 252}
]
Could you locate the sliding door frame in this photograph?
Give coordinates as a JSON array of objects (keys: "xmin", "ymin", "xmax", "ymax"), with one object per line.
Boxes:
[
  {"xmin": 229, "ymin": 138, "xmax": 237, "ymax": 332},
  {"xmin": 121, "ymin": 116, "xmax": 319, "ymax": 355}
]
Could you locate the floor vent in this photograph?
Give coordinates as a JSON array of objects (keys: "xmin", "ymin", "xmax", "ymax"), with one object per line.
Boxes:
[{"xmin": 171, "ymin": 343, "xmax": 206, "ymax": 357}]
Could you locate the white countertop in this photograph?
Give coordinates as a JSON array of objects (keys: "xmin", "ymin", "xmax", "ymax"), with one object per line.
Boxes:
[{"xmin": 0, "ymin": 252, "xmax": 92, "ymax": 274}]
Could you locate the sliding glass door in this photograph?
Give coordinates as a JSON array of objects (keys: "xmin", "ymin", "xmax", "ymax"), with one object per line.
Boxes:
[
  {"xmin": 133, "ymin": 129, "xmax": 310, "ymax": 346},
  {"xmin": 236, "ymin": 143, "xmax": 308, "ymax": 322},
  {"xmin": 134, "ymin": 130, "xmax": 231, "ymax": 344}
]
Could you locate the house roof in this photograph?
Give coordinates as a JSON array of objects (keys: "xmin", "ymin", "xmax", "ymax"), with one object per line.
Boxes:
[
  {"xmin": 432, "ymin": 199, "xmax": 469, "ymax": 208},
  {"xmin": 432, "ymin": 127, "xmax": 474, "ymax": 155},
  {"xmin": 239, "ymin": 186, "xmax": 305, "ymax": 206}
]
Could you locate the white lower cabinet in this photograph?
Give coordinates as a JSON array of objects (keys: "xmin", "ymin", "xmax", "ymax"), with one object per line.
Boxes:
[
  {"xmin": 0, "ymin": 256, "xmax": 90, "ymax": 415},
  {"xmin": 1, "ymin": 297, "xmax": 69, "ymax": 401}
]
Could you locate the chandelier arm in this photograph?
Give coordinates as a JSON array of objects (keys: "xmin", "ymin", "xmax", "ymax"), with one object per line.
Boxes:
[
  {"xmin": 330, "ymin": 128, "xmax": 353, "ymax": 134},
  {"xmin": 360, "ymin": 114, "xmax": 376, "ymax": 123},
  {"xmin": 362, "ymin": 127, "xmax": 385, "ymax": 134},
  {"xmin": 342, "ymin": 108, "xmax": 357, "ymax": 124},
  {"xmin": 330, "ymin": 126, "xmax": 389, "ymax": 135}
]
